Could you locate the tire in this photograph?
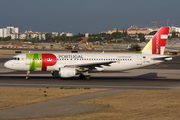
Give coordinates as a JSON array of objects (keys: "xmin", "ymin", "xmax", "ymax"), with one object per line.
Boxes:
[
  {"xmin": 79, "ymin": 74, "xmax": 85, "ymax": 79},
  {"xmin": 85, "ymin": 75, "xmax": 91, "ymax": 80}
]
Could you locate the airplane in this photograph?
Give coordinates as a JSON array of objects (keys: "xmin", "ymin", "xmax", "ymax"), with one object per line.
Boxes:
[{"xmin": 4, "ymin": 27, "xmax": 172, "ymax": 80}]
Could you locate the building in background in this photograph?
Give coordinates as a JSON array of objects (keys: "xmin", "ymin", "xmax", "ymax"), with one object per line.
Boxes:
[
  {"xmin": 127, "ymin": 26, "xmax": 153, "ymax": 36},
  {"xmin": 19, "ymin": 31, "xmax": 45, "ymax": 40},
  {"xmin": 52, "ymin": 32, "xmax": 59, "ymax": 37},
  {"xmin": 108, "ymin": 25, "xmax": 160, "ymax": 37},
  {"xmin": 0, "ymin": 26, "xmax": 19, "ymax": 38},
  {"xmin": 11, "ymin": 31, "xmax": 46, "ymax": 40},
  {"xmin": 60, "ymin": 32, "xmax": 73, "ymax": 37},
  {"xmin": 85, "ymin": 33, "xmax": 89, "ymax": 38},
  {"xmin": 108, "ymin": 28, "xmax": 124, "ymax": 34},
  {"xmin": 170, "ymin": 26, "xmax": 180, "ymax": 33}
]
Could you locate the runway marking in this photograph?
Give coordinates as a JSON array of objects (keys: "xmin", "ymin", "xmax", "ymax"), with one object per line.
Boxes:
[{"xmin": 0, "ymin": 83, "xmax": 174, "ymax": 89}]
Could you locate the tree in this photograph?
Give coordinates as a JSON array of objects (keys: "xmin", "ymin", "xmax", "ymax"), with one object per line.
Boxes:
[
  {"xmin": 138, "ymin": 33, "xmax": 145, "ymax": 42},
  {"xmin": 45, "ymin": 33, "xmax": 53, "ymax": 42},
  {"xmin": 112, "ymin": 32, "xmax": 122, "ymax": 39},
  {"xmin": 3, "ymin": 36, "xmax": 11, "ymax": 41},
  {"xmin": 124, "ymin": 29, "xmax": 128, "ymax": 37},
  {"xmin": 104, "ymin": 34, "xmax": 113, "ymax": 41}
]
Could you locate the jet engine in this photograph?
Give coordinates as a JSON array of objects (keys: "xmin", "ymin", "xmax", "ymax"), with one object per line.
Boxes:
[{"xmin": 51, "ymin": 68, "xmax": 76, "ymax": 78}]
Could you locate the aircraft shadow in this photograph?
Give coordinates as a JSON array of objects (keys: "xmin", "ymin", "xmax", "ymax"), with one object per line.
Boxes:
[{"xmin": 0, "ymin": 72, "xmax": 168, "ymax": 81}]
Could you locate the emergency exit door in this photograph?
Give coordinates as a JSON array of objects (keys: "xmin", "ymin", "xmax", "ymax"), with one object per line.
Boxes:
[{"xmin": 137, "ymin": 55, "xmax": 142, "ymax": 65}]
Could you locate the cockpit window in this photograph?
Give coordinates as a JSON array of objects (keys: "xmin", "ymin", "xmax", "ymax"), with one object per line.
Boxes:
[{"xmin": 11, "ymin": 57, "xmax": 20, "ymax": 60}]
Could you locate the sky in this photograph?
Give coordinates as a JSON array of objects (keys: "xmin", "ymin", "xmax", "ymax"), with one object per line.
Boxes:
[{"xmin": 0, "ymin": 0, "xmax": 179, "ymax": 35}]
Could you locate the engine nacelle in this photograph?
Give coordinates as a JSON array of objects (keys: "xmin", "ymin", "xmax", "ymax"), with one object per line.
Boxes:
[
  {"xmin": 51, "ymin": 68, "xmax": 76, "ymax": 78},
  {"xmin": 60, "ymin": 68, "xmax": 76, "ymax": 78}
]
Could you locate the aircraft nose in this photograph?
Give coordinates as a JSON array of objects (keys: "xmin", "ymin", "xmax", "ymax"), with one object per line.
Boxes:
[{"xmin": 4, "ymin": 61, "xmax": 10, "ymax": 69}]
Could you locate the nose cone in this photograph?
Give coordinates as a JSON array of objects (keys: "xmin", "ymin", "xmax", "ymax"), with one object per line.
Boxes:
[{"xmin": 4, "ymin": 61, "xmax": 11, "ymax": 69}]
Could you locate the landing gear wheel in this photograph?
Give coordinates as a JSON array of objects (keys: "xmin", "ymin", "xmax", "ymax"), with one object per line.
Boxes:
[
  {"xmin": 79, "ymin": 74, "xmax": 85, "ymax": 79},
  {"xmin": 25, "ymin": 71, "xmax": 30, "ymax": 80},
  {"xmin": 85, "ymin": 75, "xmax": 91, "ymax": 80}
]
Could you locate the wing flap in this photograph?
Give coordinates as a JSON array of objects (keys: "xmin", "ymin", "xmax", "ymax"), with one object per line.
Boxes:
[{"xmin": 152, "ymin": 56, "xmax": 172, "ymax": 61}]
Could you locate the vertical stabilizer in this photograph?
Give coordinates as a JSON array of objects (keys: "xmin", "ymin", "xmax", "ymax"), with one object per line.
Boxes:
[{"xmin": 138, "ymin": 27, "xmax": 169, "ymax": 55}]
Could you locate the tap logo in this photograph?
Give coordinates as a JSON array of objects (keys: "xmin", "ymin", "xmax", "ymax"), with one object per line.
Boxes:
[
  {"xmin": 156, "ymin": 33, "xmax": 159, "ymax": 54},
  {"xmin": 26, "ymin": 53, "xmax": 57, "ymax": 71}
]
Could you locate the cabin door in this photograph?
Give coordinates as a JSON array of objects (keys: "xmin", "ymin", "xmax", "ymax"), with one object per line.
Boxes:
[{"xmin": 137, "ymin": 55, "xmax": 142, "ymax": 65}]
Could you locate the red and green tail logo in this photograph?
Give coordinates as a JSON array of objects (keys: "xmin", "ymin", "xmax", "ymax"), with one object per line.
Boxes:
[{"xmin": 138, "ymin": 27, "xmax": 169, "ymax": 55}]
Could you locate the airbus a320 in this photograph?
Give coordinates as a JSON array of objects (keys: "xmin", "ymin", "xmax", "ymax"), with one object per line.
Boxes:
[{"xmin": 4, "ymin": 27, "xmax": 172, "ymax": 80}]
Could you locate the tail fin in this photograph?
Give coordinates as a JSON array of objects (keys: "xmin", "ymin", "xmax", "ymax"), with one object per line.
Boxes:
[{"xmin": 138, "ymin": 27, "xmax": 169, "ymax": 55}]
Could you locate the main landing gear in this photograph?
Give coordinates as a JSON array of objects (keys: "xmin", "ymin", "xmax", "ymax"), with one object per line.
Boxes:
[
  {"xmin": 26, "ymin": 71, "xmax": 30, "ymax": 80},
  {"xmin": 79, "ymin": 73, "xmax": 91, "ymax": 80}
]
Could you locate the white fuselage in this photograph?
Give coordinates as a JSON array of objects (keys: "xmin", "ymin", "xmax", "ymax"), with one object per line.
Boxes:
[{"xmin": 4, "ymin": 53, "xmax": 171, "ymax": 72}]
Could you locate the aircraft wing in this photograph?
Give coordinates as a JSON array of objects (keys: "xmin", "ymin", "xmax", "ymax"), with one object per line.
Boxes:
[
  {"xmin": 64, "ymin": 61, "xmax": 116, "ymax": 68},
  {"xmin": 166, "ymin": 47, "xmax": 180, "ymax": 50},
  {"xmin": 152, "ymin": 56, "xmax": 173, "ymax": 61}
]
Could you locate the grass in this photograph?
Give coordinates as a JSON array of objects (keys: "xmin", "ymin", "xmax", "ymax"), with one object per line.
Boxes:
[
  {"xmin": 2, "ymin": 88, "xmax": 180, "ymax": 120},
  {"xmin": 0, "ymin": 87, "xmax": 106, "ymax": 110},
  {"xmin": 15, "ymin": 90, "xmax": 180, "ymax": 120}
]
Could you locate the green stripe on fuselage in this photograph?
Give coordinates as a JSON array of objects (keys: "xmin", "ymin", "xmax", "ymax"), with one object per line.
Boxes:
[{"xmin": 26, "ymin": 53, "xmax": 42, "ymax": 71}]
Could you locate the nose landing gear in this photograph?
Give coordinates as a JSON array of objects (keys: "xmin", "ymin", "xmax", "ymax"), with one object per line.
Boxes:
[{"xmin": 26, "ymin": 71, "xmax": 30, "ymax": 80}]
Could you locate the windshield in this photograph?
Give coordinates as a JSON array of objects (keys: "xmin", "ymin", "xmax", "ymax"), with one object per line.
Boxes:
[{"xmin": 11, "ymin": 57, "xmax": 20, "ymax": 60}]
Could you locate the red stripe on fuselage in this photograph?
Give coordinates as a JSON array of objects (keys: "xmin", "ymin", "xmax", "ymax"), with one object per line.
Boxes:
[{"xmin": 42, "ymin": 54, "xmax": 57, "ymax": 71}]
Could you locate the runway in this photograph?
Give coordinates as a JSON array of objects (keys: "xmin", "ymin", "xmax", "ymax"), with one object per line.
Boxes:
[{"xmin": 0, "ymin": 55, "xmax": 180, "ymax": 90}]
